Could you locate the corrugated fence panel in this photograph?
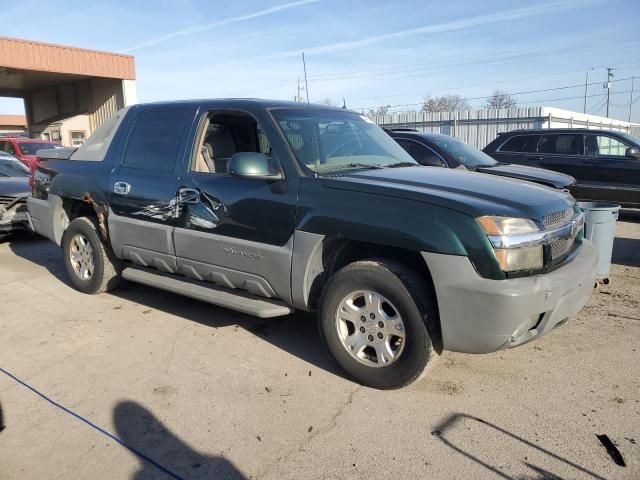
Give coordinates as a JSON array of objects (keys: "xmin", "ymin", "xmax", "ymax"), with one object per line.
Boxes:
[{"xmin": 371, "ymin": 107, "xmax": 637, "ymax": 149}]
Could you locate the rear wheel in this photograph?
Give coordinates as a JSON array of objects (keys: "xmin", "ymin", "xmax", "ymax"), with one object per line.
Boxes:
[
  {"xmin": 319, "ymin": 259, "xmax": 435, "ymax": 389},
  {"xmin": 62, "ymin": 217, "xmax": 121, "ymax": 294}
]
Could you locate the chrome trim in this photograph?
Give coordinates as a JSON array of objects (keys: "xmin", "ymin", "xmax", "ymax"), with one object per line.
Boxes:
[{"xmin": 487, "ymin": 212, "xmax": 584, "ymax": 249}]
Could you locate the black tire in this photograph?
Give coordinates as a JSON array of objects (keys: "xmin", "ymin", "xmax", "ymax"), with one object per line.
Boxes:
[
  {"xmin": 319, "ymin": 259, "xmax": 436, "ymax": 389},
  {"xmin": 62, "ymin": 217, "xmax": 121, "ymax": 294}
]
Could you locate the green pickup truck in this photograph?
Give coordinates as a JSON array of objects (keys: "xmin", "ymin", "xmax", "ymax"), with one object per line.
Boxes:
[{"xmin": 27, "ymin": 100, "xmax": 597, "ymax": 389}]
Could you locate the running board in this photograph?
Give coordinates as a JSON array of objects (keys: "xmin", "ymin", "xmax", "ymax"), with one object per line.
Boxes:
[{"xmin": 121, "ymin": 266, "xmax": 294, "ymax": 318}]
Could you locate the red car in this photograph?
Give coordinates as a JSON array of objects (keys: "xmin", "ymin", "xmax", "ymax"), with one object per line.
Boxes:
[{"xmin": 0, "ymin": 136, "xmax": 60, "ymax": 172}]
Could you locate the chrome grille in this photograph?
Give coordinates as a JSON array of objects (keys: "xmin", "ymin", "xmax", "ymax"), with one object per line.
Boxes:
[
  {"xmin": 550, "ymin": 236, "xmax": 575, "ymax": 261},
  {"xmin": 543, "ymin": 207, "xmax": 574, "ymax": 229},
  {"xmin": 0, "ymin": 196, "xmax": 26, "ymax": 208}
]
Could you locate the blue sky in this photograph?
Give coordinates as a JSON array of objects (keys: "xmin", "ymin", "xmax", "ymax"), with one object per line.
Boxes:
[{"xmin": 1, "ymin": 0, "xmax": 639, "ymax": 120}]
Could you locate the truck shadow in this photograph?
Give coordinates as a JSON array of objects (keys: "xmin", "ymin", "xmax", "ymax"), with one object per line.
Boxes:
[
  {"xmin": 8, "ymin": 237, "xmax": 348, "ymax": 382},
  {"xmin": 611, "ymin": 237, "xmax": 640, "ymax": 268},
  {"xmin": 113, "ymin": 400, "xmax": 246, "ymax": 480},
  {"xmin": 619, "ymin": 209, "xmax": 640, "ymax": 224},
  {"xmin": 432, "ymin": 413, "xmax": 609, "ymax": 480}
]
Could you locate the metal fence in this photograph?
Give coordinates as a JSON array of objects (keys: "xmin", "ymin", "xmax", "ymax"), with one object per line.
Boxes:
[{"xmin": 369, "ymin": 107, "xmax": 640, "ymax": 149}]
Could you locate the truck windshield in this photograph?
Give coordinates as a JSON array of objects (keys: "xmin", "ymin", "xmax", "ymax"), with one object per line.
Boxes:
[
  {"xmin": 271, "ymin": 108, "xmax": 417, "ymax": 173},
  {"xmin": 429, "ymin": 136, "xmax": 497, "ymax": 168}
]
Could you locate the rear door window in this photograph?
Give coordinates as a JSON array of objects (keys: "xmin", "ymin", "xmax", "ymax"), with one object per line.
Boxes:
[
  {"xmin": 123, "ymin": 110, "xmax": 190, "ymax": 172},
  {"xmin": 499, "ymin": 135, "xmax": 540, "ymax": 153},
  {"xmin": 537, "ymin": 134, "xmax": 580, "ymax": 155}
]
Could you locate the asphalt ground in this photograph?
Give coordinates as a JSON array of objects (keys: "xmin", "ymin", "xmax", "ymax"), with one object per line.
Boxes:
[{"xmin": 1, "ymin": 212, "xmax": 639, "ymax": 479}]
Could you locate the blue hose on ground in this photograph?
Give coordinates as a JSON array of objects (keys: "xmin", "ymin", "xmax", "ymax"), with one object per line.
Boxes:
[{"xmin": 0, "ymin": 366, "xmax": 185, "ymax": 480}]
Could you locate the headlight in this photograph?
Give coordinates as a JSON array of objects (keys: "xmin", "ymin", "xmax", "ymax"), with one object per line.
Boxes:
[
  {"xmin": 476, "ymin": 216, "xmax": 539, "ymax": 235},
  {"xmin": 477, "ymin": 216, "xmax": 544, "ymax": 272},
  {"xmin": 493, "ymin": 246, "xmax": 543, "ymax": 272}
]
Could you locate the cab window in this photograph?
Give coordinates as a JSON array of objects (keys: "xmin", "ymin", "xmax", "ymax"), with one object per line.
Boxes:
[
  {"xmin": 191, "ymin": 110, "xmax": 274, "ymax": 175},
  {"xmin": 123, "ymin": 110, "xmax": 190, "ymax": 172}
]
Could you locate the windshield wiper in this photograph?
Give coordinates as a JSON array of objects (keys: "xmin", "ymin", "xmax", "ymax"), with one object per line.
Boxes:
[
  {"xmin": 347, "ymin": 162, "xmax": 385, "ymax": 169},
  {"xmin": 386, "ymin": 162, "xmax": 417, "ymax": 168},
  {"xmin": 317, "ymin": 162, "xmax": 385, "ymax": 173}
]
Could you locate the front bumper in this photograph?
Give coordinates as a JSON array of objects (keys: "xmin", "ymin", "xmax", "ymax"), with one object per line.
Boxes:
[
  {"xmin": 421, "ymin": 240, "xmax": 598, "ymax": 354},
  {"xmin": 0, "ymin": 202, "xmax": 31, "ymax": 236}
]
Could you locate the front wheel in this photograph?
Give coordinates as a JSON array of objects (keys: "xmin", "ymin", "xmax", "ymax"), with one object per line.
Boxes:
[
  {"xmin": 62, "ymin": 217, "xmax": 121, "ymax": 294},
  {"xmin": 319, "ymin": 260, "xmax": 436, "ymax": 389}
]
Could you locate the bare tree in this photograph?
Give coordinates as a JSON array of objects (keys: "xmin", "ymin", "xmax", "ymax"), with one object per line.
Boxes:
[
  {"xmin": 322, "ymin": 97, "xmax": 337, "ymax": 106},
  {"xmin": 486, "ymin": 90, "xmax": 517, "ymax": 109},
  {"xmin": 422, "ymin": 95, "xmax": 469, "ymax": 113},
  {"xmin": 367, "ymin": 105, "xmax": 391, "ymax": 116}
]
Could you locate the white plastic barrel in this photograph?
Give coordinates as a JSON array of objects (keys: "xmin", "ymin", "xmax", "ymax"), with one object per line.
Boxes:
[{"xmin": 578, "ymin": 201, "xmax": 620, "ymax": 284}]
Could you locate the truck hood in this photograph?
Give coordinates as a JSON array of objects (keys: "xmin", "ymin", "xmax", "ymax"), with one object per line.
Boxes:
[
  {"xmin": 324, "ymin": 166, "xmax": 575, "ymax": 221},
  {"xmin": 476, "ymin": 163, "xmax": 575, "ymax": 189},
  {"xmin": 0, "ymin": 177, "xmax": 31, "ymax": 197}
]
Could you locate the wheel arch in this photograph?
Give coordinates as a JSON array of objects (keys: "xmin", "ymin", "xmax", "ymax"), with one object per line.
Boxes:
[{"xmin": 291, "ymin": 232, "xmax": 442, "ymax": 352}]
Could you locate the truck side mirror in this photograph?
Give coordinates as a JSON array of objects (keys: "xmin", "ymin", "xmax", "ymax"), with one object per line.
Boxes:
[
  {"xmin": 625, "ymin": 147, "xmax": 640, "ymax": 159},
  {"xmin": 228, "ymin": 152, "xmax": 283, "ymax": 181}
]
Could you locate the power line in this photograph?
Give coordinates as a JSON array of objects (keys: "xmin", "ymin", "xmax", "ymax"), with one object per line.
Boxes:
[
  {"xmin": 353, "ymin": 86, "xmax": 637, "ymax": 112},
  {"xmin": 306, "ymin": 38, "xmax": 640, "ymax": 84}
]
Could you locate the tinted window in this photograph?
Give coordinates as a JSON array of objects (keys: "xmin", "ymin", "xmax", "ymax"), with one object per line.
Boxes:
[
  {"xmin": 499, "ymin": 135, "xmax": 540, "ymax": 153},
  {"xmin": 396, "ymin": 139, "xmax": 444, "ymax": 167},
  {"xmin": 584, "ymin": 134, "xmax": 629, "ymax": 157},
  {"xmin": 538, "ymin": 134, "xmax": 580, "ymax": 155},
  {"xmin": 123, "ymin": 110, "xmax": 189, "ymax": 172},
  {"xmin": 16, "ymin": 142, "xmax": 59, "ymax": 155}
]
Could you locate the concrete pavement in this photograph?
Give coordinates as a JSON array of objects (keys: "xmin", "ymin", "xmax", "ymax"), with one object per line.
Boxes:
[{"xmin": 1, "ymin": 215, "xmax": 639, "ymax": 479}]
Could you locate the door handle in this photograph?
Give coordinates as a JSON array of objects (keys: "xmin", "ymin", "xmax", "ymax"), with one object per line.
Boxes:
[
  {"xmin": 113, "ymin": 181, "xmax": 131, "ymax": 195},
  {"xmin": 178, "ymin": 188, "xmax": 201, "ymax": 204},
  {"xmin": 526, "ymin": 156, "xmax": 544, "ymax": 161}
]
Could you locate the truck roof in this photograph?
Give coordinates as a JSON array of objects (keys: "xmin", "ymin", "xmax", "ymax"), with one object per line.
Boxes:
[
  {"xmin": 135, "ymin": 98, "xmax": 351, "ymax": 112},
  {"xmin": 499, "ymin": 128, "xmax": 630, "ymax": 135}
]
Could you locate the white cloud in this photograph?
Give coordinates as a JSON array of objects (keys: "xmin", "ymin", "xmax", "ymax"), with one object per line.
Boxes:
[
  {"xmin": 266, "ymin": 0, "xmax": 598, "ymax": 59},
  {"xmin": 121, "ymin": 0, "xmax": 320, "ymax": 52}
]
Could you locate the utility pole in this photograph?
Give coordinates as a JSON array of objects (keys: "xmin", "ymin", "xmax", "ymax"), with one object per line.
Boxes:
[
  {"xmin": 629, "ymin": 76, "xmax": 635, "ymax": 122},
  {"xmin": 605, "ymin": 67, "xmax": 614, "ymax": 118},
  {"xmin": 583, "ymin": 68, "xmax": 594, "ymax": 114},
  {"xmin": 295, "ymin": 77, "xmax": 304, "ymax": 102}
]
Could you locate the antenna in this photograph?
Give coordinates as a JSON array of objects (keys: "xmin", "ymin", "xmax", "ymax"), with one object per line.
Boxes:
[{"xmin": 302, "ymin": 52, "xmax": 310, "ymax": 105}]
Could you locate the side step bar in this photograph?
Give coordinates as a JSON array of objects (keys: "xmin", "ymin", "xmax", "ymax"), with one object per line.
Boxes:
[{"xmin": 122, "ymin": 266, "xmax": 294, "ymax": 318}]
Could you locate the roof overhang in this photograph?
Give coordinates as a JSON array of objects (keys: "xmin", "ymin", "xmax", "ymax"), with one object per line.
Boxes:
[{"xmin": 0, "ymin": 36, "xmax": 135, "ymax": 96}]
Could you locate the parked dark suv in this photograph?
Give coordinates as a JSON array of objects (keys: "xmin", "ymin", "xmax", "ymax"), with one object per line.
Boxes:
[
  {"xmin": 484, "ymin": 129, "xmax": 640, "ymax": 208},
  {"xmin": 387, "ymin": 129, "xmax": 575, "ymax": 189}
]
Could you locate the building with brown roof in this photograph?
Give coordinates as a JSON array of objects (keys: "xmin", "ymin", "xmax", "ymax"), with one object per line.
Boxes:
[
  {"xmin": 0, "ymin": 36, "xmax": 136, "ymax": 145},
  {"xmin": 0, "ymin": 114, "xmax": 27, "ymax": 134}
]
